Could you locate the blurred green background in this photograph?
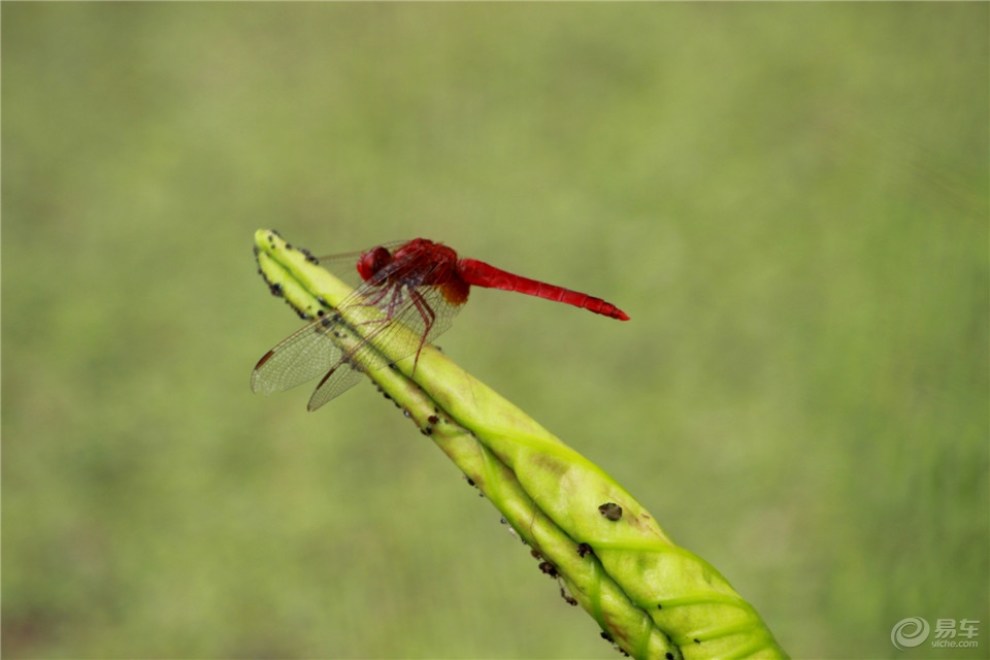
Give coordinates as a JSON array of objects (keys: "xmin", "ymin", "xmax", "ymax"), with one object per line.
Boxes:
[{"xmin": 3, "ymin": 4, "xmax": 987, "ymax": 658}]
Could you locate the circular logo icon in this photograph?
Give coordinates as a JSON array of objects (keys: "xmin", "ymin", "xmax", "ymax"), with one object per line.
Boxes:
[{"xmin": 891, "ymin": 617, "xmax": 930, "ymax": 649}]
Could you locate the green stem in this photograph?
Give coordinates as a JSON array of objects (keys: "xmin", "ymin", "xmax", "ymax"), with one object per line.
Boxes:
[{"xmin": 253, "ymin": 229, "xmax": 787, "ymax": 660}]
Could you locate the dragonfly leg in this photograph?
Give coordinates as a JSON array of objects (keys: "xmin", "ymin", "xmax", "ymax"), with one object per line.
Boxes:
[
  {"xmin": 386, "ymin": 284, "xmax": 406, "ymax": 318},
  {"xmin": 349, "ymin": 285, "xmax": 397, "ymax": 334},
  {"xmin": 408, "ymin": 287, "xmax": 436, "ymax": 372},
  {"xmin": 353, "ymin": 285, "xmax": 390, "ymax": 314}
]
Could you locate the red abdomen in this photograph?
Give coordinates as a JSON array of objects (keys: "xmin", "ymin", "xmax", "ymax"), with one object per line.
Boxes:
[{"xmin": 457, "ymin": 258, "xmax": 629, "ymax": 321}]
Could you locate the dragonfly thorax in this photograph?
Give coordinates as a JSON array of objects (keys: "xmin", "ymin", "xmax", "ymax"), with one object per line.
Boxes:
[{"xmin": 358, "ymin": 239, "xmax": 462, "ymax": 290}]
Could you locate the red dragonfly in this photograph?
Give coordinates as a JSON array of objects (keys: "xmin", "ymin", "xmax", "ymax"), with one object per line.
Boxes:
[{"xmin": 252, "ymin": 238, "xmax": 630, "ymax": 411}]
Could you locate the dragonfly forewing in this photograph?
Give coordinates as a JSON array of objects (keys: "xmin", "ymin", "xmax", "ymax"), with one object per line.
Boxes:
[{"xmin": 251, "ymin": 314, "xmax": 349, "ymax": 395}]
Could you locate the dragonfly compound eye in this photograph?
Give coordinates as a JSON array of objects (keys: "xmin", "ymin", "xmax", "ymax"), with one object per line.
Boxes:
[{"xmin": 357, "ymin": 246, "xmax": 392, "ymax": 281}]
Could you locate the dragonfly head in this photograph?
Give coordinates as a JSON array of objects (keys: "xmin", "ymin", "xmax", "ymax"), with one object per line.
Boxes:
[{"xmin": 357, "ymin": 246, "xmax": 393, "ymax": 282}]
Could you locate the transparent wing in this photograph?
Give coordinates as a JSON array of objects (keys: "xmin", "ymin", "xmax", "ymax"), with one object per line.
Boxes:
[
  {"xmin": 305, "ymin": 360, "xmax": 365, "ymax": 411},
  {"xmin": 251, "ymin": 313, "xmax": 350, "ymax": 395},
  {"xmin": 252, "ymin": 251, "xmax": 465, "ymax": 411},
  {"xmin": 250, "ymin": 249, "xmax": 411, "ymax": 398},
  {"xmin": 304, "ymin": 281, "xmax": 463, "ymax": 411}
]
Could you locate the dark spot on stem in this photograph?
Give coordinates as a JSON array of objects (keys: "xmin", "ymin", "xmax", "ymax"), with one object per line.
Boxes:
[
  {"xmin": 428, "ymin": 415, "xmax": 439, "ymax": 425},
  {"xmin": 665, "ymin": 653, "xmax": 673, "ymax": 660},
  {"xmin": 577, "ymin": 543, "xmax": 593, "ymax": 558},
  {"xmin": 598, "ymin": 502, "xmax": 623, "ymax": 521}
]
